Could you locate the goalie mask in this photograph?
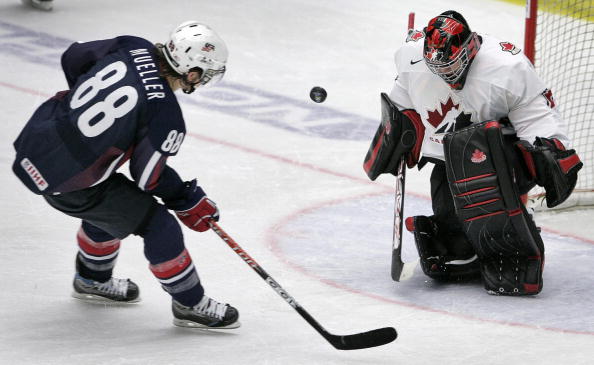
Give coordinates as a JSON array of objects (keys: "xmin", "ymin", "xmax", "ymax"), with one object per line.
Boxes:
[
  {"xmin": 423, "ymin": 11, "xmax": 481, "ymax": 90},
  {"xmin": 163, "ymin": 21, "xmax": 228, "ymax": 93}
]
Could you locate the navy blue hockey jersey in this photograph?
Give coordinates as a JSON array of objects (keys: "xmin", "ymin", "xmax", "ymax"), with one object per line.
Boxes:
[{"xmin": 13, "ymin": 36, "xmax": 186, "ymax": 198}]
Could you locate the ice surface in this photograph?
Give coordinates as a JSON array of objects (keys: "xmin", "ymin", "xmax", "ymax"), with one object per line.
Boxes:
[{"xmin": 1, "ymin": 0, "xmax": 593, "ymax": 364}]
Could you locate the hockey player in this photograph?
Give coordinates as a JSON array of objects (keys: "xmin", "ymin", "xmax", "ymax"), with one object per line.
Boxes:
[
  {"xmin": 12, "ymin": 21, "xmax": 239, "ymax": 328},
  {"xmin": 364, "ymin": 11, "xmax": 582, "ymax": 295}
]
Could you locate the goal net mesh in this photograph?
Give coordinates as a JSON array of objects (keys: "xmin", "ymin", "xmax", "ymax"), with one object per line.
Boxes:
[{"xmin": 529, "ymin": 0, "xmax": 594, "ymax": 209}]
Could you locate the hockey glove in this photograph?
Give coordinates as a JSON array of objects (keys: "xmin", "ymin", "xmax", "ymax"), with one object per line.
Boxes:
[
  {"xmin": 516, "ymin": 137, "xmax": 582, "ymax": 208},
  {"xmin": 363, "ymin": 93, "xmax": 425, "ymax": 181},
  {"xmin": 165, "ymin": 179, "xmax": 219, "ymax": 232}
]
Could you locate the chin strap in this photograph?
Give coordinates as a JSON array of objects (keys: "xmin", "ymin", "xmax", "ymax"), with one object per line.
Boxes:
[{"xmin": 181, "ymin": 74, "xmax": 197, "ymax": 94}]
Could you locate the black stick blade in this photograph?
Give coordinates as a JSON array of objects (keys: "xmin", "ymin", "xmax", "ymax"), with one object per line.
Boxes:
[{"xmin": 327, "ymin": 327, "xmax": 397, "ymax": 350}]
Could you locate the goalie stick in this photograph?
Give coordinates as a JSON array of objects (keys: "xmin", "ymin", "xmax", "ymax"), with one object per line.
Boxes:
[
  {"xmin": 390, "ymin": 158, "xmax": 417, "ymax": 281},
  {"xmin": 390, "ymin": 12, "xmax": 419, "ymax": 282},
  {"xmin": 209, "ymin": 221, "xmax": 398, "ymax": 350}
]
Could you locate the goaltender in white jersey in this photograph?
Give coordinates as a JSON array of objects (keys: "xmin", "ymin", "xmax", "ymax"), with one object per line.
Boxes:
[
  {"xmin": 363, "ymin": 10, "xmax": 582, "ymax": 296},
  {"xmin": 389, "ymin": 28, "xmax": 569, "ymax": 161}
]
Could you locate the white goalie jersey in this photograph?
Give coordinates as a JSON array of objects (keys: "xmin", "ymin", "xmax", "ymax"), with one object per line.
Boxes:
[{"xmin": 388, "ymin": 32, "xmax": 570, "ymax": 161}]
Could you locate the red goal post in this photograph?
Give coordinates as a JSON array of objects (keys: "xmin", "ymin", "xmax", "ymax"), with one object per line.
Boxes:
[{"xmin": 524, "ymin": 0, "xmax": 594, "ymax": 209}]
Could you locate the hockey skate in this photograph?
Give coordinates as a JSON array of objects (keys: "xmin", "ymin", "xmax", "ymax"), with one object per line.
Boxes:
[
  {"xmin": 21, "ymin": 0, "xmax": 53, "ymax": 11},
  {"xmin": 172, "ymin": 295, "xmax": 240, "ymax": 329},
  {"xmin": 72, "ymin": 273, "xmax": 140, "ymax": 303}
]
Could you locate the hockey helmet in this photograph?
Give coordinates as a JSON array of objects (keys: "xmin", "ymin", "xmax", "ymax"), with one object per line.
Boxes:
[
  {"xmin": 163, "ymin": 21, "xmax": 228, "ymax": 90},
  {"xmin": 423, "ymin": 11, "xmax": 481, "ymax": 89}
]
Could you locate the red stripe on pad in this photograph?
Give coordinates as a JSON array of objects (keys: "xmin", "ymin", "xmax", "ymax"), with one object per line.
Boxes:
[
  {"xmin": 455, "ymin": 173, "xmax": 495, "ymax": 184},
  {"xmin": 456, "ymin": 187, "xmax": 495, "ymax": 197},
  {"xmin": 465, "ymin": 210, "xmax": 505, "ymax": 222},
  {"xmin": 150, "ymin": 248, "xmax": 193, "ymax": 279},
  {"xmin": 508, "ymin": 209, "xmax": 522, "ymax": 216},
  {"xmin": 463, "ymin": 198, "xmax": 499, "ymax": 209},
  {"xmin": 523, "ymin": 283, "xmax": 540, "ymax": 293},
  {"xmin": 363, "ymin": 128, "xmax": 386, "ymax": 174}
]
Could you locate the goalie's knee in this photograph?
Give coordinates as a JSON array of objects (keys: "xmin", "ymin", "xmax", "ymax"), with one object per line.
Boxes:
[{"xmin": 407, "ymin": 215, "xmax": 480, "ymax": 281}]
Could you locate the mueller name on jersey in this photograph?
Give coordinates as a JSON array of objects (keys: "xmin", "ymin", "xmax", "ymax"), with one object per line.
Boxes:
[{"xmin": 129, "ymin": 48, "xmax": 166, "ymax": 100}]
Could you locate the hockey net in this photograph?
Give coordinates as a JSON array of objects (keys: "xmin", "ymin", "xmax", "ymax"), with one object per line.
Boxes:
[{"xmin": 524, "ymin": 0, "xmax": 594, "ymax": 209}]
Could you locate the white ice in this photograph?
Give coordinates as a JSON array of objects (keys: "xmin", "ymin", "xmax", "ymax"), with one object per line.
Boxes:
[{"xmin": 1, "ymin": 0, "xmax": 593, "ymax": 364}]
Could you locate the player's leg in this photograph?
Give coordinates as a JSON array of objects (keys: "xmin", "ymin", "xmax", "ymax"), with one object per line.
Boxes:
[
  {"xmin": 444, "ymin": 121, "xmax": 544, "ymax": 295},
  {"xmin": 72, "ymin": 221, "xmax": 139, "ymax": 302},
  {"xmin": 408, "ymin": 163, "xmax": 480, "ymax": 281},
  {"xmin": 138, "ymin": 205, "xmax": 239, "ymax": 329},
  {"xmin": 44, "ymin": 173, "xmax": 153, "ymax": 303},
  {"xmin": 45, "ymin": 173, "xmax": 239, "ymax": 326}
]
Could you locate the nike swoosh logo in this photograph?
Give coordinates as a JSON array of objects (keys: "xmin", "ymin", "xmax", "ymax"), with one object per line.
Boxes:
[{"xmin": 410, "ymin": 59, "xmax": 423, "ymax": 65}]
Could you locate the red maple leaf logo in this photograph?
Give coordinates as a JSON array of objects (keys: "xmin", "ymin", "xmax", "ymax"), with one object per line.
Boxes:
[
  {"xmin": 440, "ymin": 18, "xmax": 464, "ymax": 35},
  {"xmin": 542, "ymin": 88, "xmax": 556, "ymax": 108},
  {"xmin": 471, "ymin": 149, "xmax": 487, "ymax": 163},
  {"xmin": 406, "ymin": 30, "xmax": 424, "ymax": 42},
  {"xmin": 427, "ymin": 98, "xmax": 459, "ymax": 128},
  {"xmin": 499, "ymin": 42, "xmax": 520, "ymax": 55}
]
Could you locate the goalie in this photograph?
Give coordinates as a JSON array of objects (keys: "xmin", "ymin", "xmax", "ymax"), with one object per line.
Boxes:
[{"xmin": 363, "ymin": 10, "xmax": 582, "ymax": 295}]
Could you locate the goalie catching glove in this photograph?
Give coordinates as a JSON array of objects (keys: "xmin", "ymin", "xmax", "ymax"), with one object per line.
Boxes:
[
  {"xmin": 165, "ymin": 179, "xmax": 219, "ymax": 232},
  {"xmin": 516, "ymin": 137, "xmax": 582, "ymax": 208},
  {"xmin": 363, "ymin": 93, "xmax": 425, "ymax": 180}
]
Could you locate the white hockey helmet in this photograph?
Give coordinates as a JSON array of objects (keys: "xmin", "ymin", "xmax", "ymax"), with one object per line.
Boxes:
[{"xmin": 163, "ymin": 21, "xmax": 228, "ymax": 88}]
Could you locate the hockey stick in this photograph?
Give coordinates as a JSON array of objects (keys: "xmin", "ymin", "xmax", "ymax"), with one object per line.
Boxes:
[
  {"xmin": 390, "ymin": 159, "xmax": 418, "ymax": 281},
  {"xmin": 390, "ymin": 12, "xmax": 419, "ymax": 282},
  {"xmin": 209, "ymin": 221, "xmax": 398, "ymax": 350}
]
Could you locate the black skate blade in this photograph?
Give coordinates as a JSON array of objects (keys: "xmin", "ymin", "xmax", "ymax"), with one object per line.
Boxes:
[
  {"xmin": 71, "ymin": 291, "xmax": 141, "ymax": 304},
  {"xmin": 172, "ymin": 318, "xmax": 241, "ymax": 330},
  {"xmin": 328, "ymin": 327, "xmax": 397, "ymax": 350}
]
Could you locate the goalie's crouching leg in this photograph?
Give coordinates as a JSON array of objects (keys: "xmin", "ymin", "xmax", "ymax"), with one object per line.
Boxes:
[
  {"xmin": 406, "ymin": 215, "xmax": 480, "ymax": 281},
  {"xmin": 444, "ymin": 121, "xmax": 544, "ymax": 295}
]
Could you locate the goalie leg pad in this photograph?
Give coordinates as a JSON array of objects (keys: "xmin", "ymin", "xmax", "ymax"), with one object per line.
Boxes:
[
  {"xmin": 406, "ymin": 215, "xmax": 480, "ymax": 281},
  {"xmin": 443, "ymin": 121, "xmax": 545, "ymax": 295},
  {"xmin": 363, "ymin": 93, "xmax": 425, "ymax": 181}
]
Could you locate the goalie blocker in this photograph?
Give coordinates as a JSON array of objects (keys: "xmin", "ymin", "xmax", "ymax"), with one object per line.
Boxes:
[{"xmin": 363, "ymin": 93, "xmax": 425, "ymax": 180}]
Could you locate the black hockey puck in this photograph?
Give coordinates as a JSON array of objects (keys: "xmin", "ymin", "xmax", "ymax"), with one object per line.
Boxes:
[{"xmin": 310, "ymin": 86, "xmax": 327, "ymax": 103}]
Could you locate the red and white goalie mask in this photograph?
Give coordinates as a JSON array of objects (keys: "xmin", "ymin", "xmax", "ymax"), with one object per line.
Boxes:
[{"xmin": 423, "ymin": 11, "xmax": 481, "ymax": 90}]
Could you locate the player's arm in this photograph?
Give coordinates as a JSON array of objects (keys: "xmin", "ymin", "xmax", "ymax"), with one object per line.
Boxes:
[
  {"xmin": 505, "ymin": 61, "xmax": 582, "ymax": 207},
  {"xmin": 363, "ymin": 62, "xmax": 425, "ymax": 181},
  {"xmin": 61, "ymin": 38, "xmax": 121, "ymax": 88},
  {"xmin": 130, "ymin": 105, "xmax": 218, "ymax": 232}
]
